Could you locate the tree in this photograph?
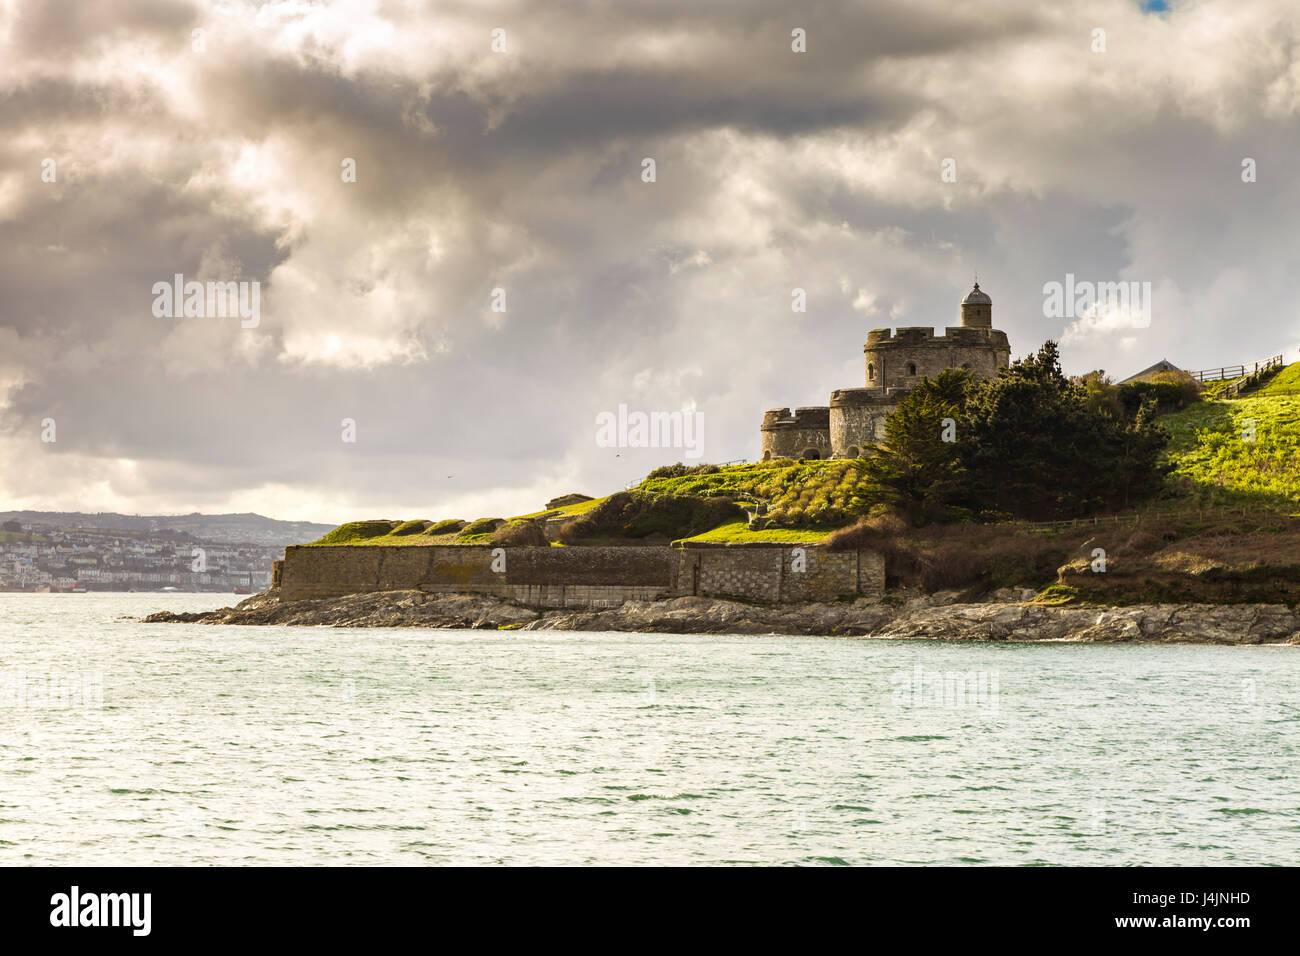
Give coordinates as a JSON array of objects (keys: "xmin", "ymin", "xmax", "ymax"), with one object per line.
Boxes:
[
  {"xmin": 1077, "ymin": 370, "xmax": 1124, "ymax": 419},
  {"xmin": 855, "ymin": 342, "xmax": 1171, "ymax": 525},
  {"xmin": 853, "ymin": 369, "xmax": 972, "ymax": 524},
  {"xmin": 2, "ymin": 520, "xmax": 20, "ymax": 532},
  {"xmin": 961, "ymin": 341, "xmax": 1168, "ymax": 519}
]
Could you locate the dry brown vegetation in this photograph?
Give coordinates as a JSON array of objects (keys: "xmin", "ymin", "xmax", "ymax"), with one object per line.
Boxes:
[
  {"xmin": 827, "ymin": 514, "xmax": 1075, "ymax": 591},
  {"xmin": 828, "ymin": 510, "xmax": 1300, "ymax": 601}
]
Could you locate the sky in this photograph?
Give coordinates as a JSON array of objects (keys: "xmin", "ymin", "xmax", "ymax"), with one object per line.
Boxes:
[{"xmin": 2, "ymin": 0, "xmax": 1299, "ymax": 524}]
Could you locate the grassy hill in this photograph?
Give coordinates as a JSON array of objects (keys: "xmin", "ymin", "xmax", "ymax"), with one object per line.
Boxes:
[
  {"xmin": 1158, "ymin": 383, "xmax": 1300, "ymax": 510},
  {"xmin": 304, "ymin": 460, "xmax": 861, "ymax": 547},
  {"xmin": 1255, "ymin": 361, "xmax": 1300, "ymax": 395},
  {"xmin": 306, "ymin": 364, "xmax": 1300, "ymax": 550}
]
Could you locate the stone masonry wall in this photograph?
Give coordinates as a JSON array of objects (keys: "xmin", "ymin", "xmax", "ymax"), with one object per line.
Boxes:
[
  {"xmin": 279, "ymin": 544, "xmax": 674, "ymax": 605},
  {"xmin": 278, "ymin": 544, "xmax": 886, "ymax": 608},
  {"xmin": 828, "ymin": 399, "xmax": 894, "ymax": 457},
  {"xmin": 673, "ymin": 546, "xmax": 885, "ymax": 603},
  {"xmin": 864, "ymin": 327, "xmax": 1010, "ymax": 391},
  {"xmin": 761, "ymin": 407, "xmax": 833, "ymax": 460}
]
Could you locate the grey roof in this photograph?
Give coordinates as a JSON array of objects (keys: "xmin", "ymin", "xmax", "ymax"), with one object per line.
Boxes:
[
  {"xmin": 961, "ymin": 282, "xmax": 992, "ymax": 305},
  {"xmin": 1118, "ymin": 358, "xmax": 1181, "ymax": 384}
]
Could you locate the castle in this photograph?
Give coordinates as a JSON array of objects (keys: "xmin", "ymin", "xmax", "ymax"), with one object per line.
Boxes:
[{"xmin": 760, "ymin": 283, "xmax": 1011, "ymax": 459}]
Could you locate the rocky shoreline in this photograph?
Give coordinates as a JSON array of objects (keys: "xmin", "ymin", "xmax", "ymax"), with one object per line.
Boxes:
[{"xmin": 141, "ymin": 587, "xmax": 1300, "ymax": 644}]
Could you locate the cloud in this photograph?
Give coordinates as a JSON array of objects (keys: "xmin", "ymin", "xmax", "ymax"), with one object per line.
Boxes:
[{"xmin": 1, "ymin": 0, "xmax": 1299, "ymax": 521}]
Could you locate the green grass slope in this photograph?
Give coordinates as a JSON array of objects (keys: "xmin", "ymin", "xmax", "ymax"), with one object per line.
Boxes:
[
  {"xmin": 639, "ymin": 459, "xmax": 864, "ymax": 526},
  {"xmin": 305, "ymin": 461, "xmax": 861, "ymax": 546},
  {"xmin": 1159, "ymin": 374, "xmax": 1300, "ymax": 509},
  {"xmin": 1254, "ymin": 361, "xmax": 1300, "ymax": 395}
]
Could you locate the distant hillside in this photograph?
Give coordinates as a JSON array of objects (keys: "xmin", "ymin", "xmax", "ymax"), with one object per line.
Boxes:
[{"xmin": 0, "ymin": 511, "xmax": 336, "ymax": 547}]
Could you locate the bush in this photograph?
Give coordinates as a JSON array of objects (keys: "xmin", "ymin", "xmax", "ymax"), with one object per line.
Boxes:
[
  {"xmin": 828, "ymin": 516, "xmax": 1071, "ymax": 592},
  {"xmin": 423, "ymin": 519, "xmax": 468, "ymax": 536},
  {"xmin": 558, "ymin": 491, "xmax": 744, "ymax": 542},
  {"xmin": 390, "ymin": 520, "xmax": 432, "ymax": 536},
  {"xmin": 459, "ymin": 518, "xmax": 505, "ymax": 537},
  {"xmin": 1077, "ymin": 370, "xmax": 1124, "ymax": 419},
  {"xmin": 490, "ymin": 519, "xmax": 549, "ymax": 547},
  {"xmin": 1120, "ymin": 372, "xmax": 1201, "ymax": 414},
  {"xmin": 644, "ymin": 462, "xmax": 722, "ymax": 480},
  {"xmin": 312, "ymin": 520, "xmax": 399, "ymax": 544},
  {"xmin": 826, "ymin": 514, "xmax": 909, "ymax": 550}
]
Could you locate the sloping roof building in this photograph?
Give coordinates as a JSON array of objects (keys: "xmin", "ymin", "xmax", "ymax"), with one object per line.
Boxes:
[{"xmin": 1119, "ymin": 358, "xmax": 1182, "ymax": 385}]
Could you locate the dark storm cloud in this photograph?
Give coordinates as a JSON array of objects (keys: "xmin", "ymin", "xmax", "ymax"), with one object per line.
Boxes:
[{"xmin": 1, "ymin": 0, "xmax": 1298, "ymax": 519}]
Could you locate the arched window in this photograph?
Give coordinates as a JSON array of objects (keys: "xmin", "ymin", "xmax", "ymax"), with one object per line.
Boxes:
[
  {"xmin": 906, "ymin": 362, "xmax": 917, "ymax": 376},
  {"xmin": 801, "ymin": 448, "xmax": 821, "ymax": 460},
  {"xmin": 763, "ymin": 449, "xmax": 772, "ymax": 460},
  {"xmin": 867, "ymin": 363, "xmax": 876, "ymax": 381},
  {"xmin": 961, "ymin": 362, "xmax": 971, "ymax": 370},
  {"xmin": 846, "ymin": 446, "xmax": 860, "ymax": 458}
]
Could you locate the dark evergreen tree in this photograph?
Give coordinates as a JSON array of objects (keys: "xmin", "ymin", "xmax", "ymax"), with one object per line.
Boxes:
[
  {"xmin": 854, "ymin": 369, "xmax": 971, "ymax": 524},
  {"xmin": 855, "ymin": 341, "xmax": 1170, "ymax": 524},
  {"xmin": 960, "ymin": 341, "xmax": 1167, "ymax": 519}
]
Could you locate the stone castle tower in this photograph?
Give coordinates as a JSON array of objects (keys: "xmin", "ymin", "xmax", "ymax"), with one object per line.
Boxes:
[{"xmin": 760, "ymin": 283, "xmax": 1011, "ymax": 459}]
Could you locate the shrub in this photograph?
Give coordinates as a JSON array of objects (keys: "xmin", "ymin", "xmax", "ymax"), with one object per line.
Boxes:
[
  {"xmin": 826, "ymin": 514, "xmax": 909, "ymax": 550},
  {"xmin": 423, "ymin": 519, "xmax": 468, "ymax": 535},
  {"xmin": 644, "ymin": 462, "xmax": 722, "ymax": 480},
  {"xmin": 828, "ymin": 516, "xmax": 1071, "ymax": 592},
  {"xmin": 312, "ymin": 520, "xmax": 399, "ymax": 544},
  {"xmin": 390, "ymin": 520, "xmax": 432, "ymax": 536},
  {"xmin": 490, "ymin": 519, "xmax": 549, "ymax": 547},
  {"xmin": 1119, "ymin": 373, "xmax": 1201, "ymax": 414},
  {"xmin": 459, "ymin": 518, "xmax": 505, "ymax": 537},
  {"xmin": 558, "ymin": 491, "xmax": 743, "ymax": 542},
  {"xmin": 1077, "ymin": 370, "xmax": 1124, "ymax": 419}
]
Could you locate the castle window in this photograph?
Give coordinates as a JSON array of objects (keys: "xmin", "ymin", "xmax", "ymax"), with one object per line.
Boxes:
[
  {"xmin": 801, "ymin": 448, "xmax": 821, "ymax": 460},
  {"xmin": 906, "ymin": 362, "xmax": 917, "ymax": 376},
  {"xmin": 763, "ymin": 450, "xmax": 772, "ymax": 460},
  {"xmin": 867, "ymin": 363, "xmax": 875, "ymax": 381},
  {"xmin": 962, "ymin": 363, "xmax": 971, "ymax": 370},
  {"xmin": 846, "ymin": 446, "xmax": 860, "ymax": 458}
]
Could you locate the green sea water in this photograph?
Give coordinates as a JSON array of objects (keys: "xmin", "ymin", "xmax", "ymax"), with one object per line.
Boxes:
[{"xmin": 1, "ymin": 593, "xmax": 1297, "ymax": 866}]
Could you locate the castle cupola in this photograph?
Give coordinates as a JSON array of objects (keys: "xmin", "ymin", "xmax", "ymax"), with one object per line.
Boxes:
[{"xmin": 960, "ymin": 282, "xmax": 992, "ymax": 328}]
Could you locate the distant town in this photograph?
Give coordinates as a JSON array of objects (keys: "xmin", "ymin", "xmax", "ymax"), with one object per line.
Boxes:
[{"xmin": 0, "ymin": 512, "xmax": 335, "ymax": 593}]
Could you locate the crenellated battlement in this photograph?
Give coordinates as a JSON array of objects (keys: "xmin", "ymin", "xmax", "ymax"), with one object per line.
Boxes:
[
  {"xmin": 866, "ymin": 326, "xmax": 1009, "ymax": 348},
  {"xmin": 761, "ymin": 283, "xmax": 1012, "ymax": 459},
  {"xmin": 761, "ymin": 406, "xmax": 830, "ymax": 430},
  {"xmin": 830, "ymin": 387, "xmax": 904, "ymax": 406}
]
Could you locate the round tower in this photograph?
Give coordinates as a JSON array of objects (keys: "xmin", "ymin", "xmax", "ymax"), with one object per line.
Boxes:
[
  {"xmin": 760, "ymin": 406, "xmax": 831, "ymax": 460},
  {"xmin": 960, "ymin": 282, "xmax": 992, "ymax": 328}
]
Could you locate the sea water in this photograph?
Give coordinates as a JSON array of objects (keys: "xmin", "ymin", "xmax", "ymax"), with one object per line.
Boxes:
[{"xmin": 1, "ymin": 593, "xmax": 1297, "ymax": 866}]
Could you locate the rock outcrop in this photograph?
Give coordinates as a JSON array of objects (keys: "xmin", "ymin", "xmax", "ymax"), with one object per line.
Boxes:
[{"xmin": 142, "ymin": 588, "xmax": 1300, "ymax": 644}]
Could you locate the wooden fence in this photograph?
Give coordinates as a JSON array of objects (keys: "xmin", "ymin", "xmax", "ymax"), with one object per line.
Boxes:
[{"xmin": 1187, "ymin": 354, "xmax": 1283, "ymax": 384}]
